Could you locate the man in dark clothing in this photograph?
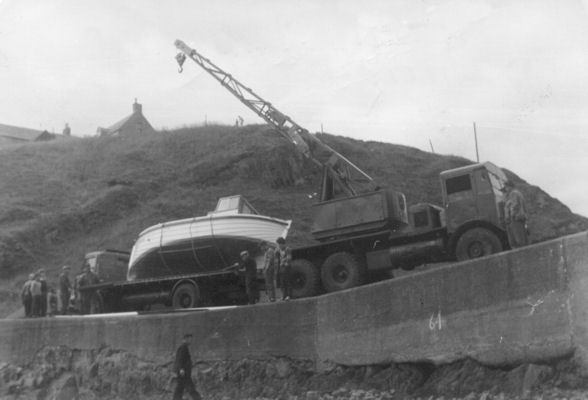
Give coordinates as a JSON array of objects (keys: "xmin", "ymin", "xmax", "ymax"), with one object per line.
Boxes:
[
  {"xmin": 173, "ymin": 333, "xmax": 202, "ymax": 400},
  {"xmin": 38, "ymin": 269, "xmax": 48, "ymax": 317},
  {"xmin": 58, "ymin": 265, "xmax": 71, "ymax": 315},
  {"xmin": 78, "ymin": 264, "xmax": 100, "ymax": 314},
  {"xmin": 240, "ymin": 250, "xmax": 259, "ymax": 305},
  {"xmin": 21, "ymin": 273, "xmax": 35, "ymax": 318},
  {"xmin": 30, "ymin": 274, "xmax": 42, "ymax": 317}
]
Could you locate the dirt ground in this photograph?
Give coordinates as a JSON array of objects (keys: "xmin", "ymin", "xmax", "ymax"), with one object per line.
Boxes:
[{"xmin": 2, "ymin": 346, "xmax": 588, "ymax": 400}]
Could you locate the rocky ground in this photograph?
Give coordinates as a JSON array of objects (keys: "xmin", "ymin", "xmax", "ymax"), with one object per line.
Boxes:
[{"xmin": 1, "ymin": 346, "xmax": 588, "ymax": 400}]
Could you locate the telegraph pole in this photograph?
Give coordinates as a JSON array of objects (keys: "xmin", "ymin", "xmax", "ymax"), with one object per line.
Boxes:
[{"xmin": 473, "ymin": 122, "xmax": 480, "ymax": 162}]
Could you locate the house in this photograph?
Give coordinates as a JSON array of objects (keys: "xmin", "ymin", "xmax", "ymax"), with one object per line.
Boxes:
[
  {"xmin": 97, "ymin": 99, "xmax": 156, "ymax": 137},
  {"xmin": 0, "ymin": 123, "xmax": 68, "ymax": 147}
]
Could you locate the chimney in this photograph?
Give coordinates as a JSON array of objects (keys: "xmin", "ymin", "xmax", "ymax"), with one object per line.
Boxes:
[
  {"xmin": 133, "ymin": 98, "xmax": 142, "ymax": 114},
  {"xmin": 63, "ymin": 123, "xmax": 71, "ymax": 136}
]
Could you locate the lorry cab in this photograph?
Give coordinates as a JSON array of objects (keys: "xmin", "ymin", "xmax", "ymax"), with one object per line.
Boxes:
[{"xmin": 440, "ymin": 162, "xmax": 508, "ymax": 234}]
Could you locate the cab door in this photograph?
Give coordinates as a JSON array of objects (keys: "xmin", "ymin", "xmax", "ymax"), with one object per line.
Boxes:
[
  {"xmin": 471, "ymin": 168, "xmax": 501, "ymax": 225},
  {"xmin": 443, "ymin": 173, "xmax": 476, "ymax": 233}
]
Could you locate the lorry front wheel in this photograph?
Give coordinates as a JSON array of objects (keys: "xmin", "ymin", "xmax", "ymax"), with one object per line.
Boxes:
[
  {"xmin": 290, "ymin": 259, "xmax": 321, "ymax": 298},
  {"xmin": 172, "ymin": 283, "xmax": 200, "ymax": 309},
  {"xmin": 321, "ymin": 252, "xmax": 365, "ymax": 293},
  {"xmin": 455, "ymin": 227, "xmax": 503, "ymax": 261}
]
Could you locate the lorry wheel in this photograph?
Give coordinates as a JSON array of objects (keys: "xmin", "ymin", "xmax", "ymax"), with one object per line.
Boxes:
[
  {"xmin": 290, "ymin": 259, "xmax": 321, "ymax": 298},
  {"xmin": 89, "ymin": 292, "xmax": 104, "ymax": 315},
  {"xmin": 321, "ymin": 252, "xmax": 365, "ymax": 293},
  {"xmin": 455, "ymin": 227, "xmax": 503, "ymax": 261},
  {"xmin": 172, "ymin": 283, "xmax": 200, "ymax": 309}
]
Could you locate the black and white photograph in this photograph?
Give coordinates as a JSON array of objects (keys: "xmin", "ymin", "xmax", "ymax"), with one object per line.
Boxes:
[{"xmin": 0, "ymin": 1, "xmax": 587, "ymax": 399}]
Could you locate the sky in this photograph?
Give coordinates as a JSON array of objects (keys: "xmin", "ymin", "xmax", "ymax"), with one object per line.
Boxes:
[{"xmin": 0, "ymin": 0, "xmax": 587, "ymax": 217}]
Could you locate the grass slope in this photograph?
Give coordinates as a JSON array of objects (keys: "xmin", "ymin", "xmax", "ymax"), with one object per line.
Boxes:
[{"xmin": 0, "ymin": 124, "xmax": 585, "ymax": 316}]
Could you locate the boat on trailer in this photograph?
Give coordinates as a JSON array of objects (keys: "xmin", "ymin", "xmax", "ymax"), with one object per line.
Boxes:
[{"xmin": 127, "ymin": 195, "xmax": 291, "ymax": 280}]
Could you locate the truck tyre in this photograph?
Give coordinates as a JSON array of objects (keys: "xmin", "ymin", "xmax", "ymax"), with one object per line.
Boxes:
[
  {"xmin": 172, "ymin": 282, "xmax": 200, "ymax": 309},
  {"xmin": 455, "ymin": 227, "xmax": 503, "ymax": 261},
  {"xmin": 321, "ymin": 252, "xmax": 365, "ymax": 293},
  {"xmin": 290, "ymin": 259, "xmax": 321, "ymax": 298},
  {"xmin": 89, "ymin": 291, "xmax": 104, "ymax": 315}
]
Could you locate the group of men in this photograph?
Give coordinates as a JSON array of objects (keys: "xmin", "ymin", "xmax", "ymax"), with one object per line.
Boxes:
[
  {"xmin": 238, "ymin": 236, "xmax": 292, "ymax": 305},
  {"xmin": 20, "ymin": 269, "xmax": 50, "ymax": 317},
  {"xmin": 21, "ymin": 263, "xmax": 100, "ymax": 317}
]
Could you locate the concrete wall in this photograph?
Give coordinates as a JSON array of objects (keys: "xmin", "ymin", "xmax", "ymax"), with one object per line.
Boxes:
[
  {"xmin": 0, "ymin": 298, "xmax": 317, "ymax": 365},
  {"xmin": 317, "ymin": 235, "xmax": 575, "ymax": 366},
  {"xmin": 1, "ymin": 232, "xmax": 587, "ymax": 368}
]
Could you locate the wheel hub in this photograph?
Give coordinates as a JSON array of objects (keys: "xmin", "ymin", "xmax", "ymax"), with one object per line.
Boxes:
[
  {"xmin": 292, "ymin": 273, "xmax": 306, "ymax": 289},
  {"xmin": 468, "ymin": 241, "xmax": 485, "ymax": 258},
  {"xmin": 179, "ymin": 294, "xmax": 192, "ymax": 308},
  {"xmin": 333, "ymin": 265, "xmax": 349, "ymax": 283}
]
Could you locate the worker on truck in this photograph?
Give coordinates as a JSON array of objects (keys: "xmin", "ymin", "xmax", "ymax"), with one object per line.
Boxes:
[{"xmin": 502, "ymin": 180, "xmax": 529, "ymax": 248}]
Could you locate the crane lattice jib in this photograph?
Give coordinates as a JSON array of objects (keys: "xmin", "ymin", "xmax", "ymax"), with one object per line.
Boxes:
[{"xmin": 174, "ymin": 39, "xmax": 375, "ymax": 195}]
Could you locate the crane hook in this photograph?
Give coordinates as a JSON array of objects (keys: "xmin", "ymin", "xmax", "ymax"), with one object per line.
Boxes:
[{"xmin": 175, "ymin": 53, "xmax": 186, "ymax": 74}]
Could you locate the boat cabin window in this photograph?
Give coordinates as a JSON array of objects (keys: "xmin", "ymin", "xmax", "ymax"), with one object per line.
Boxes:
[
  {"xmin": 216, "ymin": 196, "xmax": 241, "ymax": 212},
  {"xmin": 214, "ymin": 196, "xmax": 259, "ymax": 215},
  {"xmin": 240, "ymin": 202, "xmax": 255, "ymax": 215}
]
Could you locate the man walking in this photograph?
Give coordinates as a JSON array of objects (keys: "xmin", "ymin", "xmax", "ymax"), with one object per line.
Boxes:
[
  {"xmin": 173, "ymin": 333, "xmax": 202, "ymax": 400},
  {"xmin": 276, "ymin": 237, "xmax": 292, "ymax": 301},
  {"xmin": 239, "ymin": 250, "xmax": 259, "ymax": 305},
  {"xmin": 502, "ymin": 180, "xmax": 529, "ymax": 248},
  {"xmin": 58, "ymin": 265, "xmax": 71, "ymax": 314}
]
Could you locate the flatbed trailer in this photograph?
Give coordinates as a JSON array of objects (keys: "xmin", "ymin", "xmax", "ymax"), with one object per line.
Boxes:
[{"xmin": 79, "ymin": 265, "xmax": 250, "ymax": 314}]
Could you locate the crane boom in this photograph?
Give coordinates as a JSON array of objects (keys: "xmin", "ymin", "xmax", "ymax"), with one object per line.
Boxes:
[{"xmin": 174, "ymin": 39, "xmax": 377, "ymax": 200}]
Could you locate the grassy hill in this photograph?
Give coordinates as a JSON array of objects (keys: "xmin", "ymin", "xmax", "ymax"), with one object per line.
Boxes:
[{"xmin": 0, "ymin": 124, "xmax": 585, "ymax": 316}]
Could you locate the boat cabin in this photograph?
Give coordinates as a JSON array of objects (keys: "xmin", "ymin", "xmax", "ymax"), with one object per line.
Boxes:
[{"xmin": 209, "ymin": 195, "xmax": 259, "ymax": 216}]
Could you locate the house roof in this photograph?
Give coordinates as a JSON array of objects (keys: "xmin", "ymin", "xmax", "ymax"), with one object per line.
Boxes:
[
  {"xmin": 98, "ymin": 100, "xmax": 156, "ymax": 137},
  {"xmin": 105, "ymin": 114, "xmax": 134, "ymax": 134},
  {"xmin": 0, "ymin": 123, "xmax": 44, "ymax": 141}
]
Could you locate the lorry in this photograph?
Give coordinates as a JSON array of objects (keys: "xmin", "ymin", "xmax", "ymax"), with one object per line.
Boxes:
[{"xmin": 174, "ymin": 40, "xmax": 513, "ymax": 299}]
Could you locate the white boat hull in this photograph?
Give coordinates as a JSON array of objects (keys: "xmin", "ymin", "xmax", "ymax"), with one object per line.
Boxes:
[{"xmin": 128, "ymin": 214, "xmax": 291, "ymax": 280}]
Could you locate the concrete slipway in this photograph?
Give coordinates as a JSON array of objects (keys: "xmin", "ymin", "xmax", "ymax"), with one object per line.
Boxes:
[{"xmin": 1, "ymin": 231, "xmax": 588, "ymax": 369}]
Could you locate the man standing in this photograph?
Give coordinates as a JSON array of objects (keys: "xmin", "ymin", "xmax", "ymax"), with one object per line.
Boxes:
[
  {"xmin": 21, "ymin": 273, "xmax": 35, "ymax": 318},
  {"xmin": 276, "ymin": 237, "xmax": 292, "ymax": 301},
  {"xmin": 502, "ymin": 180, "xmax": 529, "ymax": 248},
  {"xmin": 78, "ymin": 264, "xmax": 100, "ymax": 314},
  {"xmin": 239, "ymin": 250, "xmax": 259, "ymax": 305},
  {"xmin": 261, "ymin": 241, "xmax": 276, "ymax": 302},
  {"xmin": 58, "ymin": 265, "xmax": 71, "ymax": 315},
  {"xmin": 38, "ymin": 269, "xmax": 48, "ymax": 317},
  {"xmin": 30, "ymin": 273, "xmax": 42, "ymax": 317},
  {"xmin": 173, "ymin": 333, "xmax": 202, "ymax": 400}
]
